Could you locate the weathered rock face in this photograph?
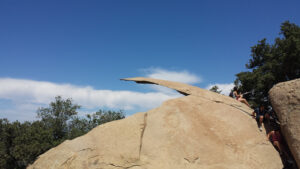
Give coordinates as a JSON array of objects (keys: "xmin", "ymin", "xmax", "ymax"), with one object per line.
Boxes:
[
  {"xmin": 269, "ymin": 78, "xmax": 300, "ymax": 168},
  {"xmin": 28, "ymin": 77, "xmax": 283, "ymax": 169}
]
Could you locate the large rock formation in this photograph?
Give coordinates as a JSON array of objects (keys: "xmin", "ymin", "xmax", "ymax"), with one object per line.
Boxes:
[
  {"xmin": 28, "ymin": 77, "xmax": 283, "ymax": 169},
  {"xmin": 269, "ymin": 78, "xmax": 300, "ymax": 168}
]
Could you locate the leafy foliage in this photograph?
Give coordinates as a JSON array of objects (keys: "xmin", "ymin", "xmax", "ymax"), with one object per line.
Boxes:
[
  {"xmin": 235, "ymin": 21, "xmax": 300, "ymax": 106},
  {"xmin": 209, "ymin": 85, "xmax": 222, "ymax": 94},
  {"xmin": 68, "ymin": 110, "xmax": 125, "ymax": 139},
  {"xmin": 37, "ymin": 96, "xmax": 81, "ymax": 144},
  {"xmin": 0, "ymin": 96, "xmax": 125, "ymax": 169}
]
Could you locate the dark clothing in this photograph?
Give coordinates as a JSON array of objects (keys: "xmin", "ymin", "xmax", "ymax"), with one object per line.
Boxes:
[
  {"xmin": 254, "ymin": 108, "xmax": 266, "ymax": 120},
  {"xmin": 272, "ymin": 131, "xmax": 282, "ymax": 143}
]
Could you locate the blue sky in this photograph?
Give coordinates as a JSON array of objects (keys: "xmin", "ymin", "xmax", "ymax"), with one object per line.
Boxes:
[{"xmin": 0, "ymin": 0, "xmax": 300, "ymax": 121}]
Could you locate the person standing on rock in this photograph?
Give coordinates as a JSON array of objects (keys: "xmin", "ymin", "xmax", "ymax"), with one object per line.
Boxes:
[
  {"xmin": 233, "ymin": 87, "xmax": 251, "ymax": 107},
  {"xmin": 252, "ymin": 105, "xmax": 266, "ymax": 131},
  {"xmin": 267, "ymin": 128, "xmax": 284, "ymax": 155}
]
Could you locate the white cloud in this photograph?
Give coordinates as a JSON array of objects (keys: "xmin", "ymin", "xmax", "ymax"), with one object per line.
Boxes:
[
  {"xmin": 0, "ymin": 78, "xmax": 181, "ymax": 121},
  {"xmin": 144, "ymin": 68, "xmax": 202, "ymax": 84},
  {"xmin": 0, "ymin": 68, "xmax": 202, "ymax": 121},
  {"xmin": 206, "ymin": 83, "xmax": 234, "ymax": 96}
]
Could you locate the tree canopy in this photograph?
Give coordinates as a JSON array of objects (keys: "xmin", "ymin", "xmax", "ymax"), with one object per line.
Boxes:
[
  {"xmin": 235, "ymin": 21, "xmax": 300, "ymax": 106},
  {"xmin": 0, "ymin": 96, "xmax": 125, "ymax": 169},
  {"xmin": 209, "ymin": 85, "xmax": 222, "ymax": 94}
]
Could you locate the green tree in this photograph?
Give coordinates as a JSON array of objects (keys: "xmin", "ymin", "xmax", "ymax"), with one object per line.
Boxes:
[
  {"xmin": 89, "ymin": 109, "xmax": 125, "ymax": 126},
  {"xmin": 37, "ymin": 96, "xmax": 81, "ymax": 144},
  {"xmin": 235, "ymin": 21, "xmax": 300, "ymax": 106},
  {"xmin": 209, "ymin": 85, "xmax": 222, "ymax": 94},
  {"xmin": 68, "ymin": 109, "xmax": 125, "ymax": 139},
  {"xmin": 0, "ymin": 119, "xmax": 54, "ymax": 169},
  {"xmin": 0, "ymin": 118, "xmax": 16, "ymax": 169},
  {"xmin": 0, "ymin": 96, "xmax": 126, "ymax": 169},
  {"xmin": 10, "ymin": 121, "xmax": 54, "ymax": 168}
]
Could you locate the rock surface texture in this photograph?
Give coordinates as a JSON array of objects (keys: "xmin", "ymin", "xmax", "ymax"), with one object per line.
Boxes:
[
  {"xmin": 28, "ymin": 77, "xmax": 283, "ymax": 169},
  {"xmin": 269, "ymin": 78, "xmax": 300, "ymax": 168}
]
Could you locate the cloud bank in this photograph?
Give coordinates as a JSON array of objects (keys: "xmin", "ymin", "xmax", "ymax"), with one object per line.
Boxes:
[
  {"xmin": 144, "ymin": 68, "xmax": 202, "ymax": 84},
  {"xmin": 0, "ymin": 78, "xmax": 180, "ymax": 121},
  {"xmin": 143, "ymin": 68, "xmax": 202, "ymax": 94},
  {"xmin": 0, "ymin": 68, "xmax": 203, "ymax": 121}
]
